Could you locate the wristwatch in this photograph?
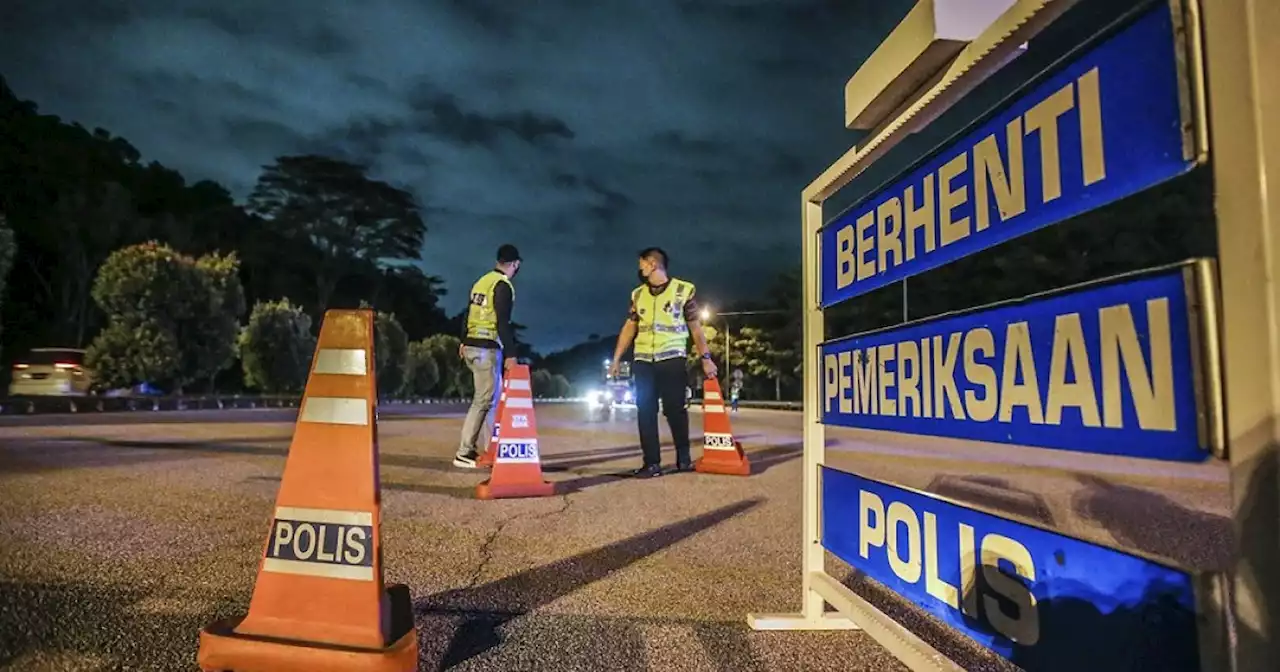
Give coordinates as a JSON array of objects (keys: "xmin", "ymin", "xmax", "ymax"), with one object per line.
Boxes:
[{"xmin": 701, "ymin": 353, "xmax": 712, "ymax": 360}]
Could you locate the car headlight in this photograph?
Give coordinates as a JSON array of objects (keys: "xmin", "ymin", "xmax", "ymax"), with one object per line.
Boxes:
[{"xmin": 623, "ymin": 390, "xmax": 633, "ymax": 402}]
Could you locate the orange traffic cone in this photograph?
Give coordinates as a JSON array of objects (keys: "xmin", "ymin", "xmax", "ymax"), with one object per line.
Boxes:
[
  {"xmin": 197, "ymin": 309, "xmax": 418, "ymax": 672},
  {"xmin": 694, "ymin": 378, "xmax": 751, "ymax": 476},
  {"xmin": 476, "ymin": 378, "xmax": 508, "ymax": 469},
  {"xmin": 476, "ymin": 364, "xmax": 556, "ymax": 499}
]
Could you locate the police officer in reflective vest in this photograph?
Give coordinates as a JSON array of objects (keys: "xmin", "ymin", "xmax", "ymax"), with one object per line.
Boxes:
[
  {"xmin": 454, "ymin": 244, "xmax": 521, "ymax": 469},
  {"xmin": 609, "ymin": 247, "xmax": 716, "ymax": 477}
]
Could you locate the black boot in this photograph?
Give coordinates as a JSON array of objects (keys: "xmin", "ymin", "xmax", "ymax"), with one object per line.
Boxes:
[{"xmin": 629, "ymin": 464, "xmax": 663, "ymax": 478}]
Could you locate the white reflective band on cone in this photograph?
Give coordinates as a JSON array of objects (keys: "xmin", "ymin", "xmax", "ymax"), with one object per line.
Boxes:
[
  {"xmin": 300, "ymin": 397, "xmax": 369, "ymax": 425},
  {"xmin": 274, "ymin": 506, "xmax": 373, "ymax": 526},
  {"xmin": 262, "ymin": 559, "xmax": 374, "ymax": 581},
  {"xmin": 312, "ymin": 348, "xmax": 368, "ymax": 376}
]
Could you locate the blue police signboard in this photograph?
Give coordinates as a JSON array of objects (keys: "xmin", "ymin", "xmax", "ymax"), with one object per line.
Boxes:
[
  {"xmin": 820, "ymin": 262, "xmax": 1214, "ymax": 462},
  {"xmin": 820, "ymin": 2, "xmax": 1197, "ymax": 307},
  {"xmin": 821, "ymin": 467, "xmax": 1202, "ymax": 670}
]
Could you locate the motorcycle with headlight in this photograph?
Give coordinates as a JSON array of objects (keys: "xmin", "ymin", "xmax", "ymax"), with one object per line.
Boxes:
[{"xmin": 586, "ymin": 359, "xmax": 636, "ymax": 420}]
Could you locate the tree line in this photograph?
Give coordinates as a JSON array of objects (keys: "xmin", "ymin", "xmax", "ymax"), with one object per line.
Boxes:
[{"xmin": 0, "ymin": 77, "xmax": 572, "ymax": 398}]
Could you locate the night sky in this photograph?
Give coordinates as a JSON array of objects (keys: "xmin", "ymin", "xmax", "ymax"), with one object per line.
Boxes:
[{"xmin": 1, "ymin": 0, "xmax": 915, "ymax": 352}]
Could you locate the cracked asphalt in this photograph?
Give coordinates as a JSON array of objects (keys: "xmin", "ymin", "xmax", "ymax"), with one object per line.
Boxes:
[{"xmin": 0, "ymin": 403, "xmax": 1230, "ymax": 671}]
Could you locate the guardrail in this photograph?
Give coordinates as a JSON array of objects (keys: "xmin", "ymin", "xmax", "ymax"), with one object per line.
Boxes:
[{"xmin": 0, "ymin": 394, "xmax": 593, "ymax": 415}]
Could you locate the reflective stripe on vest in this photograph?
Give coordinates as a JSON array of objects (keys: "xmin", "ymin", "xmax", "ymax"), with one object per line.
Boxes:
[
  {"xmin": 466, "ymin": 270, "xmax": 514, "ymax": 345},
  {"xmin": 632, "ymin": 278, "xmax": 695, "ymax": 362}
]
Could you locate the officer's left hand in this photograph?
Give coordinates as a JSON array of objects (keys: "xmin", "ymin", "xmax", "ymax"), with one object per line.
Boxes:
[{"xmin": 701, "ymin": 357, "xmax": 718, "ymax": 379}]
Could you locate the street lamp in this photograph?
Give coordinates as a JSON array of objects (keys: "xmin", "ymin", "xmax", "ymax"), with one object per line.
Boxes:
[
  {"xmin": 698, "ymin": 306, "xmax": 794, "ymax": 396},
  {"xmin": 698, "ymin": 307, "xmax": 732, "ymax": 386}
]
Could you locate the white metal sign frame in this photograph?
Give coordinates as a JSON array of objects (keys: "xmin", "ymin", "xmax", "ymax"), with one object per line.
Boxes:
[{"xmin": 747, "ymin": 0, "xmax": 1280, "ymax": 670}]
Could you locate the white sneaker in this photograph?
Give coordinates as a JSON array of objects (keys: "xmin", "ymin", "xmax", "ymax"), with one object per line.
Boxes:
[{"xmin": 452, "ymin": 453, "xmax": 478, "ymax": 468}]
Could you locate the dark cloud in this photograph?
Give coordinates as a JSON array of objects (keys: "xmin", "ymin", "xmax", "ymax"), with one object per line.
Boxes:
[
  {"xmin": 581, "ymin": 178, "xmax": 633, "ymax": 222},
  {"xmin": 0, "ymin": 0, "xmax": 918, "ymax": 351},
  {"xmin": 652, "ymin": 131, "xmax": 731, "ymax": 157},
  {"xmin": 407, "ymin": 92, "xmax": 575, "ymax": 147},
  {"xmin": 444, "ymin": 0, "xmax": 523, "ymax": 37}
]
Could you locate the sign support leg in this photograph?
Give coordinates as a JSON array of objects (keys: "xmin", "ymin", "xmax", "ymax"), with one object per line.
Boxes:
[
  {"xmin": 747, "ymin": 200, "xmax": 857, "ymax": 632},
  {"xmin": 1200, "ymin": 0, "xmax": 1280, "ymax": 669}
]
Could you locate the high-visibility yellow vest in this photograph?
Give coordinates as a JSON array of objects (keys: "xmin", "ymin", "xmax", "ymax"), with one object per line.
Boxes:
[
  {"xmin": 466, "ymin": 270, "xmax": 514, "ymax": 345},
  {"xmin": 632, "ymin": 278, "xmax": 695, "ymax": 362}
]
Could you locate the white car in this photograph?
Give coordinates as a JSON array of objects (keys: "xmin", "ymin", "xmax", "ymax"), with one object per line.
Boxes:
[{"xmin": 8, "ymin": 348, "xmax": 94, "ymax": 396}]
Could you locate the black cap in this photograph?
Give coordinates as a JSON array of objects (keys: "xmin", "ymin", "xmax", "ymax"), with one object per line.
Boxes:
[{"xmin": 497, "ymin": 244, "xmax": 521, "ymax": 263}]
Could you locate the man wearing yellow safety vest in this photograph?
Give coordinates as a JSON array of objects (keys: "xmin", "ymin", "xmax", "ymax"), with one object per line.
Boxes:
[
  {"xmin": 453, "ymin": 244, "xmax": 522, "ymax": 469},
  {"xmin": 609, "ymin": 247, "xmax": 717, "ymax": 477}
]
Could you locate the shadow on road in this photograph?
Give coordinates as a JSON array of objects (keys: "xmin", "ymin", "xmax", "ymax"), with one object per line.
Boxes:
[
  {"xmin": 925, "ymin": 474, "xmax": 1056, "ymax": 526},
  {"xmin": 543, "ymin": 437, "xmax": 800, "ymax": 476},
  {"xmin": 1071, "ymin": 473, "xmax": 1231, "ymax": 571},
  {"xmin": 541, "ymin": 445, "xmax": 643, "ymax": 472},
  {"xmin": 0, "ymin": 437, "xmax": 292, "ymax": 474},
  {"xmin": 11, "ymin": 437, "xmax": 468, "ymax": 474},
  {"xmin": 377, "ymin": 479, "xmax": 476, "ymax": 499},
  {"xmin": 6, "ymin": 435, "xmax": 802, "ymax": 490},
  {"xmin": 0, "ymin": 579, "xmax": 236, "ymax": 669},
  {"xmin": 416, "ymin": 498, "xmax": 763, "ymax": 670},
  {"xmin": 251, "ymin": 470, "xmax": 628, "ymax": 500},
  {"xmin": 745, "ymin": 442, "xmax": 803, "ymax": 474}
]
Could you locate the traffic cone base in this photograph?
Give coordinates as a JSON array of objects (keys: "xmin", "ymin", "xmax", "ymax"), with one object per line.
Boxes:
[
  {"xmin": 694, "ymin": 381, "xmax": 751, "ymax": 476},
  {"xmin": 197, "ymin": 586, "xmax": 417, "ymax": 672},
  {"xmin": 476, "ymin": 481, "xmax": 557, "ymax": 499},
  {"xmin": 695, "ymin": 443, "xmax": 752, "ymax": 476}
]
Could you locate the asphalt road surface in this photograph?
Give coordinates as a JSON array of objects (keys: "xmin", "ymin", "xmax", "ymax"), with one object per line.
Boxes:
[{"xmin": 0, "ymin": 403, "xmax": 1230, "ymax": 671}]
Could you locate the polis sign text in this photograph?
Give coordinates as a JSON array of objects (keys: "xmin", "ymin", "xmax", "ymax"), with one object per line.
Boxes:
[{"xmin": 821, "ymin": 468, "xmax": 1202, "ymax": 669}]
